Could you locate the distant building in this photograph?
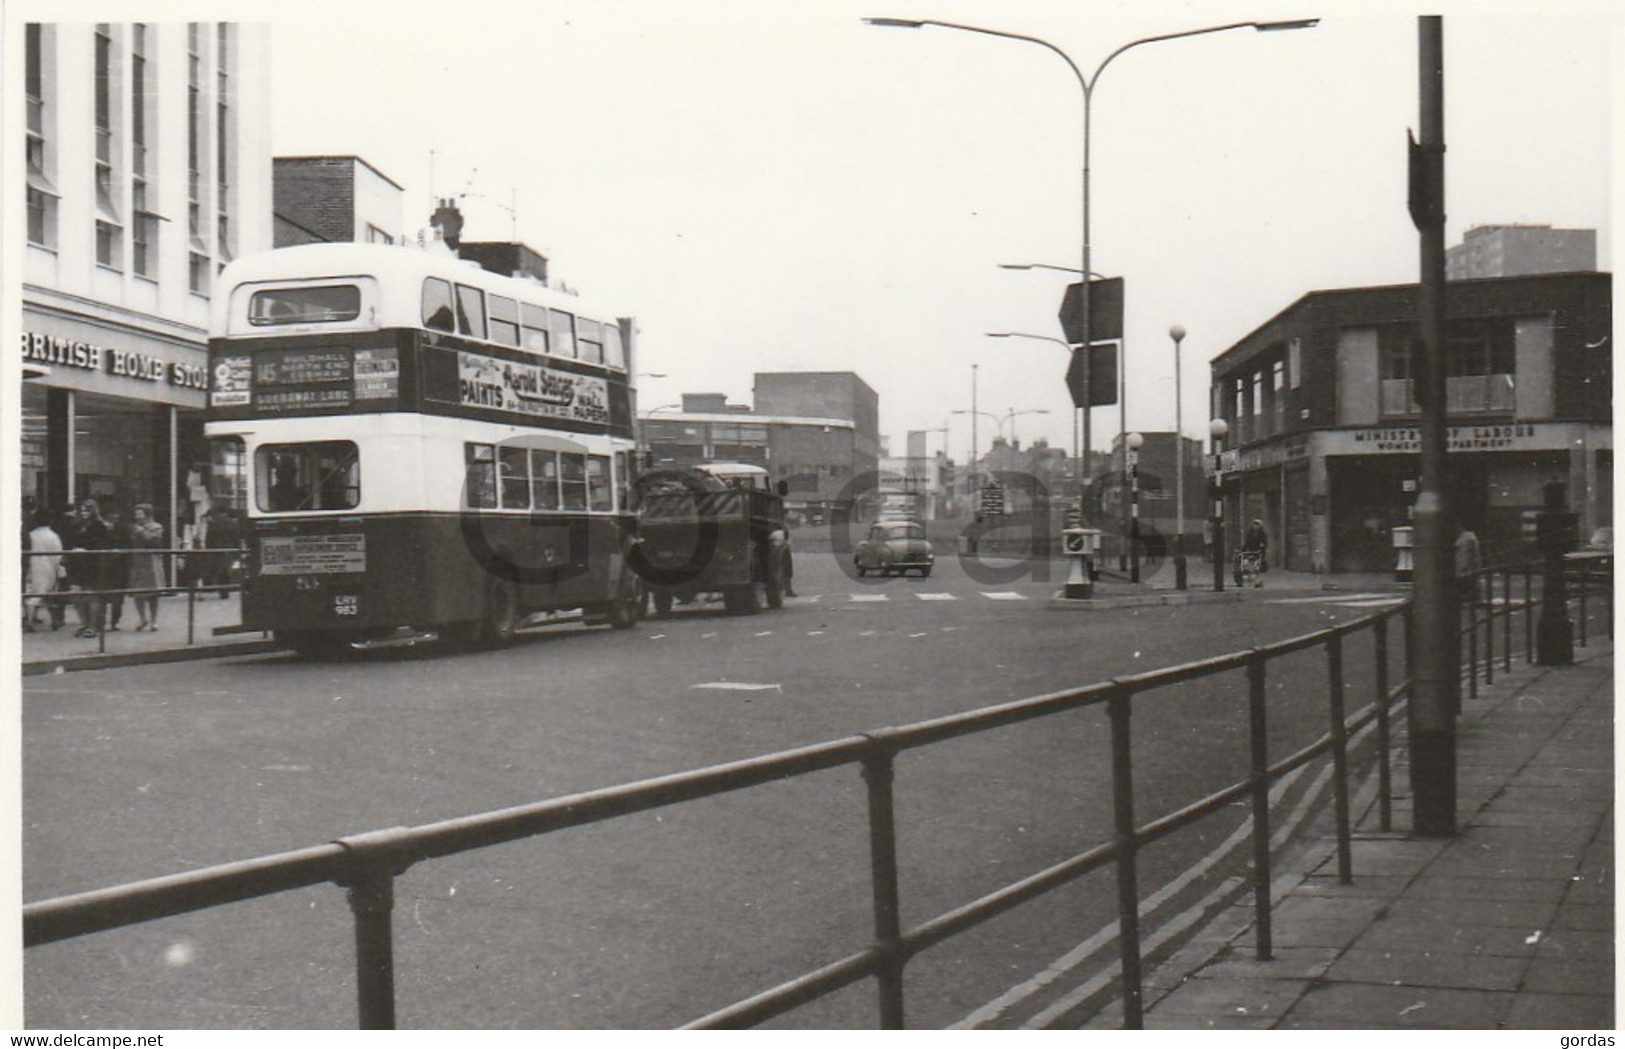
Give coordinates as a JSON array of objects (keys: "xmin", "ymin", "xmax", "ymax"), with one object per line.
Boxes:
[
  {"xmin": 1446, "ymin": 224, "xmax": 1596, "ymax": 280},
  {"xmin": 273, "ymin": 155, "xmax": 404, "ymax": 247},
  {"xmin": 1211, "ymin": 272, "xmax": 1611, "ymax": 574},
  {"xmin": 22, "ymin": 22, "xmax": 272, "ymax": 532},
  {"xmin": 640, "ymin": 372, "xmax": 880, "ymax": 521}
]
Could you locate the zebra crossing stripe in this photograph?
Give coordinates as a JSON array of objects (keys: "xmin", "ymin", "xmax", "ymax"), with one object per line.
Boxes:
[
  {"xmin": 916, "ymin": 592, "xmax": 958, "ymax": 601},
  {"xmin": 983, "ymin": 592, "xmax": 1027, "ymax": 601},
  {"xmin": 850, "ymin": 594, "xmax": 890, "ymax": 603}
]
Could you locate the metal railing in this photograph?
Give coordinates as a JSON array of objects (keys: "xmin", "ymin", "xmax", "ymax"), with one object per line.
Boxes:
[
  {"xmin": 1457, "ymin": 555, "xmax": 1612, "ymax": 701},
  {"xmin": 21, "ymin": 576, "xmax": 1600, "ymax": 1029},
  {"xmin": 22, "ymin": 546, "xmax": 245, "ymax": 652}
]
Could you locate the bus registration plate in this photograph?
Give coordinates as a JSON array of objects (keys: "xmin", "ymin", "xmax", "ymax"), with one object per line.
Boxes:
[{"xmin": 260, "ymin": 534, "xmax": 367, "ymax": 575}]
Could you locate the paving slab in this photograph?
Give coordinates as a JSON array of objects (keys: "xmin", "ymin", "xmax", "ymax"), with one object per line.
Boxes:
[{"xmin": 1084, "ymin": 643, "xmax": 1614, "ymax": 1031}]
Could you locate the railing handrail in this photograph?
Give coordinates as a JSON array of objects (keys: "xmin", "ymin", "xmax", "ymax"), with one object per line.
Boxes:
[{"xmin": 23, "ymin": 581, "xmax": 1603, "ymax": 1030}]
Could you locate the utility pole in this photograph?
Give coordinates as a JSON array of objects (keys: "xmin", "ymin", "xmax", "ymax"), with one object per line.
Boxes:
[{"xmin": 1408, "ymin": 15, "xmax": 1456, "ymax": 837}]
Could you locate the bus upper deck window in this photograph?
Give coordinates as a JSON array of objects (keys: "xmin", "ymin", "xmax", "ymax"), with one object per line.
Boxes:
[
  {"xmin": 250, "ymin": 285, "xmax": 361, "ymax": 326},
  {"xmin": 577, "ymin": 318, "xmax": 604, "ymax": 365},
  {"xmin": 422, "ymin": 278, "xmax": 456, "ymax": 332},
  {"xmin": 489, "ymin": 295, "xmax": 521, "ymax": 347},
  {"xmin": 521, "ymin": 303, "xmax": 550, "ymax": 354},
  {"xmin": 455, "ymin": 284, "xmax": 487, "ymax": 340},
  {"xmin": 550, "ymin": 310, "xmax": 576, "ymax": 359}
]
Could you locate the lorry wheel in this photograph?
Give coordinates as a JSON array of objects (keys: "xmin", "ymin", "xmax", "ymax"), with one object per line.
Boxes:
[
  {"xmin": 652, "ymin": 589, "xmax": 674, "ymax": 617},
  {"xmin": 724, "ymin": 583, "xmax": 760, "ymax": 616},
  {"xmin": 856, "ymin": 561, "xmax": 867, "ymax": 577},
  {"xmin": 919, "ymin": 566, "xmax": 932, "ymax": 578},
  {"xmin": 478, "ymin": 575, "xmax": 520, "ymax": 647}
]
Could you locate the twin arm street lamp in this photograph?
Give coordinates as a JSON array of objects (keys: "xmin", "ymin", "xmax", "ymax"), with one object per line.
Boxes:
[{"xmin": 869, "ymin": 14, "xmax": 1317, "ymax": 596}]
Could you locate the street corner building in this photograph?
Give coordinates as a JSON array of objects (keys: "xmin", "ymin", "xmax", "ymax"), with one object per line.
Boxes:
[
  {"xmin": 22, "ymin": 22, "xmax": 273, "ymax": 537},
  {"xmin": 1209, "ymin": 261, "xmax": 1610, "ymax": 575}
]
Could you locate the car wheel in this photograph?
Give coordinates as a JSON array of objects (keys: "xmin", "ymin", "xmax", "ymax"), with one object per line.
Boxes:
[{"xmin": 652, "ymin": 589, "xmax": 675, "ymax": 617}]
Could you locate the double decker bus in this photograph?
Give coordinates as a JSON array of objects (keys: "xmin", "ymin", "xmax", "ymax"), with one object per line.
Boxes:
[{"xmin": 204, "ymin": 242, "xmax": 644, "ymax": 657}]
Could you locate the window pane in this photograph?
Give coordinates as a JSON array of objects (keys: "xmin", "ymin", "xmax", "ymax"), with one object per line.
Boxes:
[
  {"xmin": 587, "ymin": 455, "xmax": 613, "ymax": 511},
  {"xmin": 577, "ymin": 318, "xmax": 603, "ymax": 364},
  {"xmin": 257, "ymin": 441, "xmax": 360, "ymax": 512},
  {"xmin": 550, "ymin": 310, "xmax": 576, "ymax": 358},
  {"xmin": 603, "ymin": 324, "xmax": 626, "ymax": 369},
  {"xmin": 455, "ymin": 284, "xmax": 487, "ymax": 339},
  {"xmin": 465, "ymin": 443, "xmax": 496, "ymax": 509},
  {"xmin": 560, "ymin": 453, "xmax": 587, "ymax": 510},
  {"xmin": 520, "ymin": 303, "xmax": 550, "ymax": 353},
  {"xmin": 422, "ymin": 278, "xmax": 455, "ymax": 331},
  {"xmin": 489, "ymin": 296, "xmax": 520, "ymax": 346},
  {"xmin": 250, "ymin": 285, "xmax": 361, "ymax": 325},
  {"xmin": 499, "ymin": 446, "xmax": 529, "ymax": 509},
  {"xmin": 532, "ymin": 450, "xmax": 560, "ymax": 510}
]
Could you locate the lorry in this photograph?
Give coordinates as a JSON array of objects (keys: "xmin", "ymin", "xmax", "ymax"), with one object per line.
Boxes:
[{"xmin": 631, "ymin": 462, "xmax": 793, "ymax": 617}]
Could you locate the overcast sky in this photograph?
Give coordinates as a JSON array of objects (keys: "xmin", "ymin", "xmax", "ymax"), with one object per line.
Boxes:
[{"xmin": 46, "ymin": 0, "xmax": 1625, "ymax": 460}]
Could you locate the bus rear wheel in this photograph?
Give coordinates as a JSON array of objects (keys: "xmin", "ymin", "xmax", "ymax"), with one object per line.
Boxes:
[{"xmin": 477, "ymin": 575, "xmax": 521, "ymax": 648}]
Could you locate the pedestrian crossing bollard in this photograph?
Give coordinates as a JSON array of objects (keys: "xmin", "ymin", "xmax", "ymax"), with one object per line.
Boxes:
[{"xmin": 1062, "ymin": 527, "xmax": 1100, "ymax": 599}]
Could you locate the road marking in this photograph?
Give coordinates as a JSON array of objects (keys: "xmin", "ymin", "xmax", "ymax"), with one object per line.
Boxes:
[
  {"xmin": 690, "ymin": 682, "xmax": 783, "ymax": 692},
  {"xmin": 916, "ymin": 592, "xmax": 958, "ymax": 601},
  {"xmin": 982, "ymin": 591, "xmax": 1027, "ymax": 601},
  {"xmin": 850, "ymin": 594, "xmax": 890, "ymax": 603},
  {"xmin": 807, "ymin": 630, "xmax": 825, "ymax": 636},
  {"xmin": 909, "ymin": 632, "xmax": 929, "ymax": 638},
  {"xmin": 700, "ymin": 632, "xmax": 718, "ymax": 639},
  {"xmin": 1336, "ymin": 597, "xmax": 1407, "ymax": 608},
  {"xmin": 754, "ymin": 631, "xmax": 774, "ymax": 637},
  {"xmin": 1265, "ymin": 592, "xmax": 1387, "ymax": 604}
]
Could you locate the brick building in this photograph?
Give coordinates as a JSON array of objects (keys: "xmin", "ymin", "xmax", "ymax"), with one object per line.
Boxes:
[
  {"xmin": 273, "ymin": 155, "xmax": 403, "ymax": 247},
  {"xmin": 1210, "ymin": 272, "xmax": 1611, "ymax": 574}
]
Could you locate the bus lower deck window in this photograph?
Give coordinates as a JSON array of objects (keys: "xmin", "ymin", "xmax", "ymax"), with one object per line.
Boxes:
[{"xmin": 257, "ymin": 441, "xmax": 360, "ymax": 513}]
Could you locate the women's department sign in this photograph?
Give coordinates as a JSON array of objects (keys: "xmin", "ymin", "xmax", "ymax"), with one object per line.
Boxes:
[{"xmin": 457, "ymin": 352, "xmax": 610, "ymax": 425}]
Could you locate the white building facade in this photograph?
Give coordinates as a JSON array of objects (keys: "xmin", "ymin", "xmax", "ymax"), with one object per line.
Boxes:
[{"xmin": 22, "ymin": 21, "xmax": 272, "ymax": 533}]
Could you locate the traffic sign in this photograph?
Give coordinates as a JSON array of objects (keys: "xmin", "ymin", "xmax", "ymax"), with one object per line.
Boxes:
[
  {"xmin": 979, "ymin": 483, "xmax": 1006, "ymax": 516},
  {"xmin": 1065, "ymin": 344, "xmax": 1118, "ymax": 408},
  {"xmin": 1058, "ymin": 277, "xmax": 1124, "ymax": 345}
]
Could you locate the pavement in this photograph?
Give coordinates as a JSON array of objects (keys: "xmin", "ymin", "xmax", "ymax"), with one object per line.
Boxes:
[
  {"xmin": 20, "ymin": 588, "xmax": 276, "ymax": 674},
  {"xmin": 1081, "ymin": 637, "xmax": 1615, "ymax": 1031}
]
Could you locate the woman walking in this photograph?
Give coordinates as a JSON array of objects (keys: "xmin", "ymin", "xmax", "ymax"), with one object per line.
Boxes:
[
  {"xmin": 127, "ymin": 503, "xmax": 166, "ymax": 631},
  {"xmin": 25, "ymin": 510, "xmax": 64, "ymax": 631}
]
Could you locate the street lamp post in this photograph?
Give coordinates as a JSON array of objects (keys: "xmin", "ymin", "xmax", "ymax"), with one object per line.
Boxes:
[
  {"xmin": 1170, "ymin": 325, "xmax": 1188, "ymax": 590},
  {"xmin": 870, "ymin": 12, "xmax": 1317, "ymax": 600},
  {"xmin": 1209, "ymin": 418, "xmax": 1229, "ymax": 592},
  {"xmin": 1126, "ymin": 431, "xmax": 1144, "ymax": 583}
]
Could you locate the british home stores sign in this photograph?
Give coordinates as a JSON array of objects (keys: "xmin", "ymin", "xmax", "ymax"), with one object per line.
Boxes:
[{"xmin": 22, "ymin": 330, "xmax": 210, "ymax": 396}]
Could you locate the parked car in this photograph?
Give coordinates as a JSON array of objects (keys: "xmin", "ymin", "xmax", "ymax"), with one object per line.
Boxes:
[{"xmin": 855, "ymin": 519, "xmax": 934, "ymax": 577}]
